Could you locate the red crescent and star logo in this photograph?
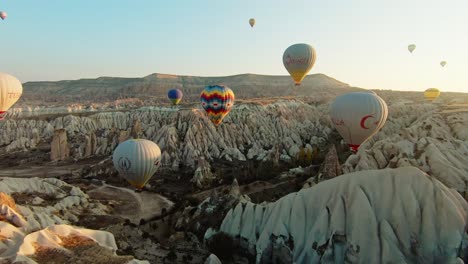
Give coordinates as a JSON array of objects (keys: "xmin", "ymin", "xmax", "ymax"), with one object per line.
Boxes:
[{"xmin": 360, "ymin": 114, "xmax": 380, "ymax": 129}]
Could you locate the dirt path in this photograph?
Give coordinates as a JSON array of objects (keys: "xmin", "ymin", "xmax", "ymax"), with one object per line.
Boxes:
[{"xmin": 87, "ymin": 183, "xmax": 174, "ymax": 224}]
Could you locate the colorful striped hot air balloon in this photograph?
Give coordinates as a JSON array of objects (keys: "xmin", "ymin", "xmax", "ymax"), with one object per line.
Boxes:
[
  {"xmin": 167, "ymin": 89, "xmax": 183, "ymax": 105},
  {"xmin": 283, "ymin": 43, "xmax": 317, "ymax": 86},
  {"xmin": 112, "ymin": 139, "xmax": 162, "ymax": 189},
  {"xmin": 330, "ymin": 92, "xmax": 388, "ymax": 153},
  {"xmin": 200, "ymin": 85, "xmax": 235, "ymax": 126},
  {"xmin": 0, "ymin": 73, "xmax": 23, "ymax": 120},
  {"xmin": 424, "ymin": 88, "xmax": 440, "ymax": 102}
]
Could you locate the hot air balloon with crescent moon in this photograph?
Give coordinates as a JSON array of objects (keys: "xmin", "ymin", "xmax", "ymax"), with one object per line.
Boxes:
[
  {"xmin": 200, "ymin": 85, "xmax": 235, "ymax": 126},
  {"xmin": 283, "ymin": 43, "xmax": 317, "ymax": 86},
  {"xmin": 408, "ymin": 44, "xmax": 416, "ymax": 53},
  {"xmin": 329, "ymin": 92, "xmax": 388, "ymax": 153},
  {"xmin": 112, "ymin": 139, "xmax": 162, "ymax": 189},
  {"xmin": 0, "ymin": 73, "xmax": 23, "ymax": 120},
  {"xmin": 167, "ymin": 88, "xmax": 183, "ymax": 105},
  {"xmin": 424, "ymin": 88, "xmax": 440, "ymax": 102},
  {"xmin": 0, "ymin": 11, "xmax": 7, "ymax": 20},
  {"xmin": 249, "ymin": 18, "xmax": 255, "ymax": 28},
  {"xmin": 440, "ymin": 61, "xmax": 447, "ymax": 67}
]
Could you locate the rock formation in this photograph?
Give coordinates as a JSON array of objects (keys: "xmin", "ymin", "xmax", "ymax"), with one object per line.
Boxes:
[
  {"xmin": 216, "ymin": 167, "xmax": 468, "ymax": 263},
  {"xmin": 50, "ymin": 128, "xmax": 70, "ymax": 161}
]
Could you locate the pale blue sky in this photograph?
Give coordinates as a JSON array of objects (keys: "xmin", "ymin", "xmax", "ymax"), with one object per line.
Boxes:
[{"xmin": 1, "ymin": 0, "xmax": 467, "ymax": 92}]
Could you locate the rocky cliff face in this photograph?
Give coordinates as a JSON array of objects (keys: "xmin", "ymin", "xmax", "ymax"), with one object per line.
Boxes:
[
  {"xmin": 216, "ymin": 167, "xmax": 468, "ymax": 263},
  {"xmin": 0, "ymin": 101, "xmax": 333, "ymax": 168},
  {"xmin": 343, "ymin": 103, "xmax": 468, "ymax": 192}
]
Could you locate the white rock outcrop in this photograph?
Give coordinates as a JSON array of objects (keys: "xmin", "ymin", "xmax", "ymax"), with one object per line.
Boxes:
[
  {"xmin": 343, "ymin": 104, "xmax": 468, "ymax": 192},
  {"xmin": 217, "ymin": 167, "xmax": 468, "ymax": 263}
]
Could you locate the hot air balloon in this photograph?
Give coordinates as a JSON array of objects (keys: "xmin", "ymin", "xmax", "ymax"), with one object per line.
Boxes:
[
  {"xmin": 112, "ymin": 139, "xmax": 162, "ymax": 189},
  {"xmin": 424, "ymin": 88, "xmax": 440, "ymax": 102},
  {"xmin": 200, "ymin": 85, "xmax": 235, "ymax": 126},
  {"xmin": 0, "ymin": 73, "xmax": 23, "ymax": 120},
  {"xmin": 0, "ymin": 11, "xmax": 7, "ymax": 20},
  {"xmin": 440, "ymin": 61, "xmax": 447, "ymax": 67},
  {"xmin": 329, "ymin": 92, "xmax": 388, "ymax": 153},
  {"xmin": 283, "ymin": 43, "xmax": 317, "ymax": 86},
  {"xmin": 249, "ymin": 18, "xmax": 255, "ymax": 28},
  {"xmin": 408, "ymin": 44, "xmax": 416, "ymax": 53},
  {"xmin": 167, "ymin": 89, "xmax": 183, "ymax": 105}
]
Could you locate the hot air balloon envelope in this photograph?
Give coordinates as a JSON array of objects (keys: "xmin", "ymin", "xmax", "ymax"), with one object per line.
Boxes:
[
  {"xmin": 200, "ymin": 85, "xmax": 235, "ymax": 126},
  {"xmin": 424, "ymin": 88, "xmax": 440, "ymax": 102},
  {"xmin": 249, "ymin": 18, "xmax": 255, "ymax": 27},
  {"xmin": 408, "ymin": 44, "xmax": 416, "ymax": 53},
  {"xmin": 0, "ymin": 12, "xmax": 7, "ymax": 20},
  {"xmin": 167, "ymin": 89, "xmax": 183, "ymax": 105},
  {"xmin": 440, "ymin": 61, "xmax": 447, "ymax": 67},
  {"xmin": 0, "ymin": 73, "xmax": 23, "ymax": 120},
  {"xmin": 329, "ymin": 92, "xmax": 388, "ymax": 152},
  {"xmin": 283, "ymin": 43, "xmax": 317, "ymax": 86},
  {"xmin": 112, "ymin": 139, "xmax": 162, "ymax": 189}
]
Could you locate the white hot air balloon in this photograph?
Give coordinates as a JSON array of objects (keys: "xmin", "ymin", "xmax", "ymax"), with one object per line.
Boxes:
[
  {"xmin": 112, "ymin": 139, "xmax": 162, "ymax": 189},
  {"xmin": 283, "ymin": 43, "xmax": 317, "ymax": 86},
  {"xmin": 0, "ymin": 73, "xmax": 23, "ymax": 120},
  {"xmin": 408, "ymin": 44, "xmax": 416, "ymax": 53},
  {"xmin": 329, "ymin": 92, "xmax": 388, "ymax": 153}
]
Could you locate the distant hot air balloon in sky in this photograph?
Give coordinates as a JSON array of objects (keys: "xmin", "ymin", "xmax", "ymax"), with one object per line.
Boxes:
[
  {"xmin": 167, "ymin": 88, "xmax": 183, "ymax": 105},
  {"xmin": 424, "ymin": 88, "xmax": 441, "ymax": 102},
  {"xmin": 283, "ymin": 43, "xmax": 317, "ymax": 86},
  {"xmin": 200, "ymin": 85, "xmax": 235, "ymax": 126},
  {"xmin": 112, "ymin": 139, "xmax": 162, "ymax": 189},
  {"xmin": 440, "ymin": 61, "xmax": 447, "ymax": 67},
  {"xmin": 0, "ymin": 73, "xmax": 23, "ymax": 120},
  {"xmin": 0, "ymin": 11, "xmax": 7, "ymax": 20},
  {"xmin": 330, "ymin": 92, "xmax": 388, "ymax": 153},
  {"xmin": 249, "ymin": 18, "xmax": 255, "ymax": 28},
  {"xmin": 408, "ymin": 44, "xmax": 416, "ymax": 53}
]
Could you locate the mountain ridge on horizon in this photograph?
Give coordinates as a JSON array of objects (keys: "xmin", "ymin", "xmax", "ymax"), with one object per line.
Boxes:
[{"xmin": 22, "ymin": 72, "xmax": 359, "ymax": 101}]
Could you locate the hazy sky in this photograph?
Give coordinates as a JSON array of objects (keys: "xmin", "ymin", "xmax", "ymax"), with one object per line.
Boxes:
[{"xmin": 1, "ymin": 0, "xmax": 467, "ymax": 92}]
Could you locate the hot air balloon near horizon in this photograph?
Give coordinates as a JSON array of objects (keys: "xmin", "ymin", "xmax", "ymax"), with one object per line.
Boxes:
[
  {"xmin": 330, "ymin": 92, "xmax": 388, "ymax": 153},
  {"xmin": 249, "ymin": 18, "xmax": 255, "ymax": 28},
  {"xmin": 424, "ymin": 88, "xmax": 441, "ymax": 102},
  {"xmin": 112, "ymin": 139, "xmax": 162, "ymax": 190},
  {"xmin": 283, "ymin": 43, "xmax": 317, "ymax": 86},
  {"xmin": 0, "ymin": 73, "xmax": 23, "ymax": 120},
  {"xmin": 440, "ymin": 61, "xmax": 447, "ymax": 67},
  {"xmin": 408, "ymin": 44, "xmax": 416, "ymax": 53},
  {"xmin": 200, "ymin": 85, "xmax": 235, "ymax": 126},
  {"xmin": 167, "ymin": 88, "xmax": 183, "ymax": 105}
]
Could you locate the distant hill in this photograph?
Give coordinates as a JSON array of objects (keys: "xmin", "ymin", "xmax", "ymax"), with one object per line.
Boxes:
[{"xmin": 22, "ymin": 73, "xmax": 362, "ymax": 102}]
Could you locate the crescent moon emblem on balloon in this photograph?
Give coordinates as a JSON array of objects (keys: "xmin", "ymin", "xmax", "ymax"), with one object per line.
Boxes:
[{"xmin": 360, "ymin": 115, "xmax": 374, "ymax": 129}]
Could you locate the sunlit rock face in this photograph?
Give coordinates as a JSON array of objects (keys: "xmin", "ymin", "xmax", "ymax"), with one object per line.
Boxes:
[
  {"xmin": 217, "ymin": 167, "xmax": 468, "ymax": 263},
  {"xmin": 0, "ymin": 178, "xmax": 148, "ymax": 263},
  {"xmin": 0, "ymin": 101, "xmax": 332, "ymax": 168},
  {"xmin": 343, "ymin": 103, "xmax": 468, "ymax": 192}
]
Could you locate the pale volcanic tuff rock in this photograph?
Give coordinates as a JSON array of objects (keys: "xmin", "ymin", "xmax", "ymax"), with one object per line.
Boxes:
[
  {"xmin": 0, "ymin": 180, "xmax": 148, "ymax": 263},
  {"xmin": 0, "ymin": 101, "xmax": 332, "ymax": 167},
  {"xmin": 0, "ymin": 177, "xmax": 108, "ymax": 233},
  {"xmin": 216, "ymin": 167, "xmax": 468, "ymax": 263},
  {"xmin": 343, "ymin": 104, "xmax": 468, "ymax": 192}
]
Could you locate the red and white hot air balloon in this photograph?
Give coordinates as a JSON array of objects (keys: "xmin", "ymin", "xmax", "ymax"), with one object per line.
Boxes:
[
  {"xmin": 329, "ymin": 92, "xmax": 388, "ymax": 152},
  {"xmin": 0, "ymin": 73, "xmax": 23, "ymax": 120},
  {"xmin": 0, "ymin": 11, "xmax": 7, "ymax": 20}
]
